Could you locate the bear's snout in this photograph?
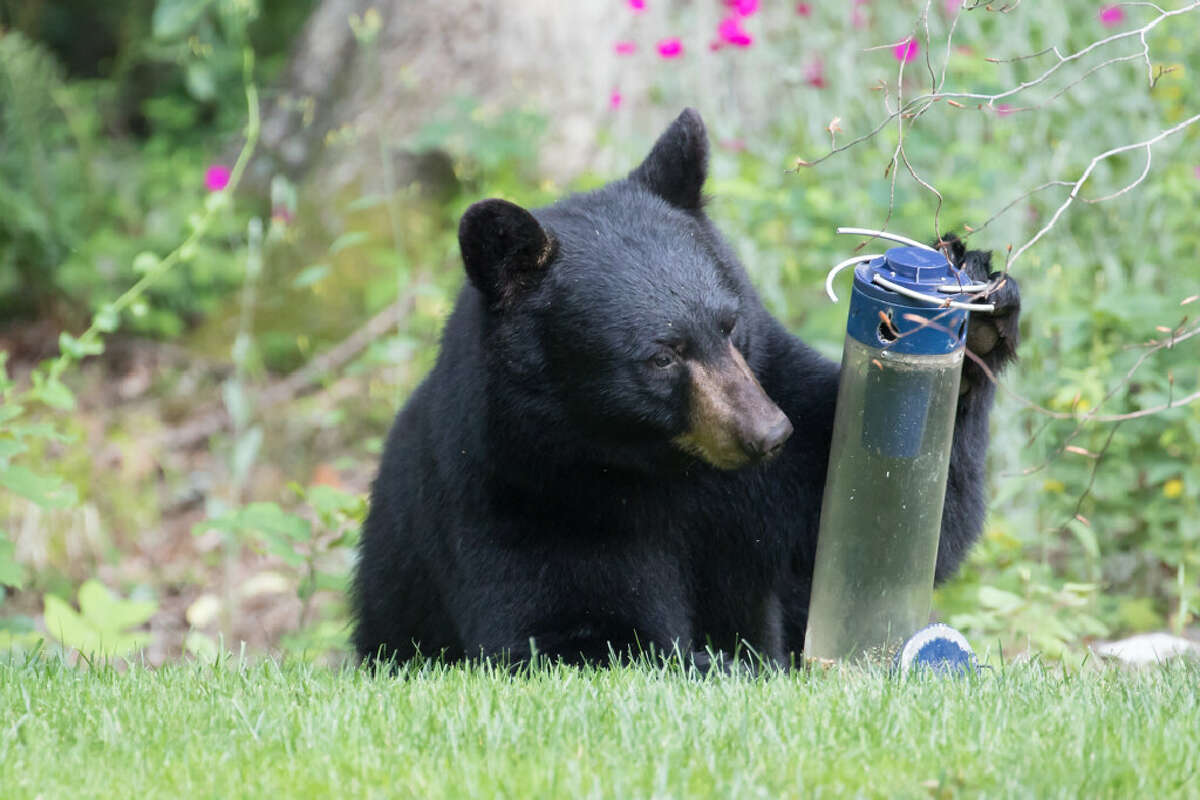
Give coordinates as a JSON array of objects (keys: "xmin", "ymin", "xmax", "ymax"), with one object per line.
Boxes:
[
  {"xmin": 673, "ymin": 343, "xmax": 792, "ymax": 469},
  {"xmin": 747, "ymin": 409, "xmax": 793, "ymax": 461}
]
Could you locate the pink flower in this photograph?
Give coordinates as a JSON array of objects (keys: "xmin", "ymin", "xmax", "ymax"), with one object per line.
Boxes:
[
  {"xmin": 805, "ymin": 58, "xmax": 827, "ymax": 88},
  {"xmin": 271, "ymin": 205, "xmax": 293, "ymax": 225},
  {"xmin": 628, "ymin": 0, "xmax": 645, "ymax": 10},
  {"xmin": 994, "ymin": 103, "xmax": 1013, "ymax": 117},
  {"xmin": 727, "ymin": 0, "xmax": 759, "ymax": 16},
  {"xmin": 1193, "ymin": 165, "xmax": 1200, "ymax": 180},
  {"xmin": 609, "ymin": 89, "xmax": 623, "ymax": 110},
  {"xmin": 1099, "ymin": 4, "xmax": 1124, "ymax": 26},
  {"xmin": 893, "ymin": 38, "xmax": 919, "ymax": 63},
  {"xmin": 204, "ymin": 164, "xmax": 231, "ymax": 192},
  {"xmin": 944, "ymin": 0, "xmax": 959, "ymax": 14},
  {"xmin": 614, "ymin": 40, "xmax": 636, "ymax": 55},
  {"xmin": 852, "ymin": 0, "xmax": 869, "ymax": 28},
  {"xmin": 719, "ymin": 138, "xmax": 747, "ymax": 152},
  {"xmin": 796, "ymin": 2, "xmax": 812, "ymax": 16},
  {"xmin": 657, "ymin": 37, "xmax": 683, "ymax": 58},
  {"xmin": 717, "ymin": 16, "xmax": 754, "ymax": 47}
]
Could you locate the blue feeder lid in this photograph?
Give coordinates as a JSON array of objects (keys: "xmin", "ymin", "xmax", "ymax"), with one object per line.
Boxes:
[
  {"xmin": 846, "ymin": 246, "xmax": 972, "ymax": 355},
  {"xmin": 893, "ymin": 623, "xmax": 979, "ymax": 677}
]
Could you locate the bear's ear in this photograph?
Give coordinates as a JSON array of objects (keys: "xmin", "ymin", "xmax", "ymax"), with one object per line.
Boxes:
[
  {"xmin": 629, "ymin": 107, "xmax": 709, "ymax": 211},
  {"xmin": 458, "ymin": 199, "xmax": 556, "ymax": 306}
]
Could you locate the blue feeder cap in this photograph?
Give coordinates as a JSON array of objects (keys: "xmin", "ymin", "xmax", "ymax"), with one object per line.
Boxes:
[
  {"xmin": 846, "ymin": 246, "xmax": 972, "ymax": 355},
  {"xmin": 876, "ymin": 246, "xmax": 959, "ymax": 285},
  {"xmin": 893, "ymin": 623, "xmax": 979, "ymax": 677}
]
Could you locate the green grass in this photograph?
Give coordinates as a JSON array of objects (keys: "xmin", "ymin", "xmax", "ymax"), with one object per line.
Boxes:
[{"xmin": 1, "ymin": 658, "xmax": 1197, "ymax": 799}]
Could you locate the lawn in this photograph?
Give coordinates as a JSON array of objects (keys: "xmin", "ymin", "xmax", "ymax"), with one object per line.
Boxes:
[{"xmin": 1, "ymin": 658, "xmax": 1196, "ymax": 799}]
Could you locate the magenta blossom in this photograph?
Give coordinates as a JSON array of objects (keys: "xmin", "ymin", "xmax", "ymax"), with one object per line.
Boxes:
[
  {"xmin": 805, "ymin": 58, "xmax": 827, "ymax": 88},
  {"xmin": 852, "ymin": 0, "xmax": 869, "ymax": 28},
  {"xmin": 1099, "ymin": 4, "xmax": 1124, "ymax": 26},
  {"xmin": 727, "ymin": 0, "xmax": 759, "ymax": 16},
  {"xmin": 657, "ymin": 37, "xmax": 683, "ymax": 58},
  {"xmin": 204, "ymin": 164, "xmax": 231, "ymax": 192},
  {"xmin": 717, "ymin": 16, "xmax": 754, "ymax": 47},
  {"xmin": 1193, "ymin": 165, "xmax": 1200, "ymax": 180},
  {"xmin": 614, "ymin": 40, "xmax": 636, "ymax": 55},
  {"xmin": 944, "ymin": 0, "xmax": 959, "ymax": 15},
  {"xmin": 609, "ymin": 89, "xmax": 623, "ymax": 110},
  {"xmin": 994, "ymin": 103, "xmax": 1014, "ymax": 117},
  {"xmin": 796, "ymin": 2, "xmax": 812, "ymax": 15},
  {"xmin": 893, "ymin": 38, "xmax": 919, "ymax": 63},
  {"xmin": 628, "ymin": 0, "xmax": 645, "ymax": 11}
]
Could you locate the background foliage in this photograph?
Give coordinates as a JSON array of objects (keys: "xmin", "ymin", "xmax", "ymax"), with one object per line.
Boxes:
[{"xmin": 1, "ymin": 0, "xmax": 1197, "ymax": 664}]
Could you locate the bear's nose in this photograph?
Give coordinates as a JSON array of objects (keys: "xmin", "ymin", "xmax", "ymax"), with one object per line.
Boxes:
[{"xmin": 749, "ymin": 412, "xmax": 793, "ymax": 461}]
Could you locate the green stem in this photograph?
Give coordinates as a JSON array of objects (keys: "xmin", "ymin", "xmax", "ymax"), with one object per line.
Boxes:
[{"xmin": 45, "ymin": 47, "xmax": 261, "ymax": 382}]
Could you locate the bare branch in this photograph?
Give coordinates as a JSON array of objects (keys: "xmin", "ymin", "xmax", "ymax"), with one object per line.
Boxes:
[
  {"xmin": 1082, "ymin": 144, "xmax": 1153, "ymax": 203},
  {"xmin": 966, "ymin": 181, "xmax": 1073, "ymax": 236},
  {"xmin": 1057, "ymin": 422, "xmax": 1123, "ymax": 540},
  {"xmin": 794, "ymin": 2, "xmax": 1200, "ymax": 169},
  {"xmin": 1005, "ymin": 112, "xmax": 1200, "ymax": 272}
]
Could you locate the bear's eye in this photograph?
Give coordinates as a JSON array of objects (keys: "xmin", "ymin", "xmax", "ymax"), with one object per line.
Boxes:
[
  {"xmin": 651, "ymin": 351, "xmax": 676, "ymax": 369},
  {"xmin": 719, "ymin": 317, "xmax": 736, "ymax": 337}
]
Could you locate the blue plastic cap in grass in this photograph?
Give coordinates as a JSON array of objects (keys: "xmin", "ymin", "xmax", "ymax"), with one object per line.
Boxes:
[{"xmin": 895, "ymin": 623, "xmax": 978, "ymax": 677}]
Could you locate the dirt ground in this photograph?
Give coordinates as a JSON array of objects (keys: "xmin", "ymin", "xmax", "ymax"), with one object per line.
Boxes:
[{"xmin": 2, "ymin": 327, "xmax": 386, "ymax": 663}]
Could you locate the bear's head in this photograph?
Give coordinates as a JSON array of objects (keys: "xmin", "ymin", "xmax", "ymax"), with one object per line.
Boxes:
[{"xmin": 458, "ymin": 108, "xmax": 792, "ymax": 471}]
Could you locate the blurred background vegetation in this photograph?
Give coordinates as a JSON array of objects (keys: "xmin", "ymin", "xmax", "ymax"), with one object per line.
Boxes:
[{"xmin": 0, "ymin": 0, "xmax": 1197, "ymax": 665}]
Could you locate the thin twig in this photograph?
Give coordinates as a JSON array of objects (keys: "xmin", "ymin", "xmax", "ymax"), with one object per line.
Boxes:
[
  {"xmin": 1005, "ymin": 112, "xmax": 1200, "ymax": 272},
  {"xmin": 160, "ymin": 294, "xmax": 416, "ymax": 450},
  {"xmin": 794, "ymin": 2, "xmax": 1200, "ymax": 170}
]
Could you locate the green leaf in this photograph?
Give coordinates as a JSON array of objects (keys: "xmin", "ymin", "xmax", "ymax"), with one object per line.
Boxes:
[
  {"xmin": 152, "ymin": 0, "xmax": 214, "ymax": 39},
  {"xmin": 231, "ymin": 426, "xmax": 263, "ymax": 486},
  {"xmin": 254, "ymin": 532, "xmax": 306, "ymax": 568},
  {"xmin": 329, "ymin": 231, "xmax": 369, "ymax": 254},
  {"xmin": 291, "ymin": 264, "xmax": 331, "ymax": 289},
  {"xmin": 346, "ymin": 194, "xmax": 387, "ymax": 212},
  {"xmin": 192, "ymin": 512, "xmax": 238, "ymax": 538},
  {"xmin": 193, "ymin": 503, "xmax": 311, "ymax": 553},
  {"xmin": 34, "ymin": 376, "xmax": 75, "ymax": 411},
  {"xmin": 43, "ymin": 595, "xmax": 95, "ymax": 652},
  {"xmin": 0, "ymin": 528, "xmax": 25, "ymax": 590},
  {"xmin": 222, "ymin": 380, "xmax": 252, "ymax": 431},
  {"xmin": 0, "ymin": 438, "xmax": 27, "ymax": 461},
  {"xmin": 1066, "ymin": 519, "xmax": 1100, "ymax": 561},
  {"xmin": 43, "ymin": 581, "xmax": 155, "ymax": 658},
  {"xmin": 305, "ymin": 485, "xmax": 366, "ymax": 521},
  {"xmin": 184, "ymin": 61, "xmax": 217, "ymax": 102},
  {"xmin": 6, "ymin": 422, "xmax": 73, "ymax": 444},
  {"xmin": 58, "ymin": 332, "xmax": 104, "ymax": 360},
  {"xmin": 184, "ymin": 631, "xmax": 219, "ymax": 664},
  {"xmin": 0, "ymin": 465, "xmax": 78, "ymax": 509},
  {"xmin": 132, "ymin": 251, "xmax": 160, "ymax": 274},
  {"xmin": 978, "ymin": 586, "xmax": 1024, "ymax": 614},
  {"xmin": 78, "ymin": 579, "xmax": 157, "ymax": 632},
  {"xmin": 93, "ymin": 305, "xmax": 120, "ymax": 333},
  {"xmin": 240, "ymin": 503, "xmax": 312, "ymax": 542}
]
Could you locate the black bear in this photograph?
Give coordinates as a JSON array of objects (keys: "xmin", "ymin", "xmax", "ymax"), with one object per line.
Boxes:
[{"xmin": 352, "ymin": 108, "xmax": 1020, "ymax": 667}]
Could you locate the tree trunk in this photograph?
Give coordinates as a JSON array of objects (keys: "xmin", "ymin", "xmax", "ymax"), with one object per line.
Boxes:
[{"xmin": 252, "ymin": 0, "xmax": 654, "ymax": 194}]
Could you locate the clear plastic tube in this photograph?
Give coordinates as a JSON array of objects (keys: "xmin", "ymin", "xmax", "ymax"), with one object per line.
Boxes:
[{"xmin": 804, "ymin": 336, "xmax": 964, "ymax": 662}]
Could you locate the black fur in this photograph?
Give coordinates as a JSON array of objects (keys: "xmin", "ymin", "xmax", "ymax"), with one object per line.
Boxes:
[{"xmin": 352, "ymin": 108, "xmax": 1021, "ymax": 667}]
